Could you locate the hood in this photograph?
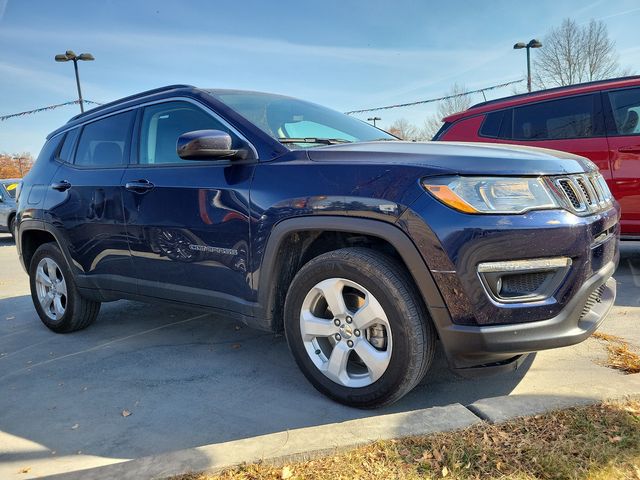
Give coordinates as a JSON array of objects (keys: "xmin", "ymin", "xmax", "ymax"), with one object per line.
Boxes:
[{"xmin": 307, "ymin": 141, "xmax": 596, "ymax": 176}]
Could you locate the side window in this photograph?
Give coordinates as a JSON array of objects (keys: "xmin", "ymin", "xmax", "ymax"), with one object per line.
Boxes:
[
  {"xmin": 57, "ymin": 128, "xmax": 79, "ymax": 163},
  {"xmin": 512, "ymin": 95, "xmax": 596, "ymax": 140},
  {"xmin": 479, "ymin": 111, "xmax": 505, "ymax": 138},
  {"xmin": 75, "ymin": 111, "xmax": 135, "ymax": 167},
  {"xmin": 606, "ymin": 87, "xmax": 640, "ymax": 136},
  {"xmin": 139, "ymin": 101, "xmax": 238, "ymax": 165}
]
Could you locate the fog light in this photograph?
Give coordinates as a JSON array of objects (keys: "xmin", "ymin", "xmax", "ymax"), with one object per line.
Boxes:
[{"xmin": 477, "ymin": 257, "xmax": 571, "ymax": 303}]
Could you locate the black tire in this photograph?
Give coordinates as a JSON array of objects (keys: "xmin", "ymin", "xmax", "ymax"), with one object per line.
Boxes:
[
  {"xmin": 284, "ymin": 247, "xmax": 436, "ymax": 408},
  {"xmin": 8, "ymin": 215, "xmax": 15, "ymax": 240},
  {"xmin": 29, "ymin": 242, "xmax": 101, "ymax": 333}
]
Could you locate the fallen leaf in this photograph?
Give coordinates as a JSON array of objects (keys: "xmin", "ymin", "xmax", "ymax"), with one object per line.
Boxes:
[
  {"xmin": 121, "ymin": 409, "xmax": 132, "ymax": 417},
  {"xmin": 18, "ymin": 467, "xmax": 30, "ymax": 474},
  {"xmin": 281, "ymin": 465, "xmax": 293, "ymax": 479},
  {"xmin": 441, "ymin": 465, "xmax": 449, "ymax": 477},
  {"xmin": 71, "ymin": 423, "xmax": 79, "ymax": 430},
  {"xmin": 609, "ymin": 436, "xmax": 622, "ymax": 443},
  {"xmin": 231, "ymin": 343, "xmax": 241, "ymax": 349}
]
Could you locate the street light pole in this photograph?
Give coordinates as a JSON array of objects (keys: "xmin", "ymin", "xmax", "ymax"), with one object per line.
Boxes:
[
  {"xmin": 72, "ymin": 58, "xmax": 84, "ymax": 111},
  {"xmin": 55, "ymin": 50, "xmax": 95, "ymax": 113},
  {"xmin": 367, "ymin": 116, "xmax": 381, "ymax": 127},
  {"xmin": 513, "ymin": 39, "xmax": 542, "ymax": 93}
]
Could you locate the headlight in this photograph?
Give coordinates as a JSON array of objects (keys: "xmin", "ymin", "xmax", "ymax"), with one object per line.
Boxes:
[{"xmin": 422, "ymin": 176, "xmax": 560, "ymax": 214}]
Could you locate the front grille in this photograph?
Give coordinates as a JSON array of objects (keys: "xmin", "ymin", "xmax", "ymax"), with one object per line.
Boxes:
[
  {"xmin": 576, "ymin": 178, "xmax": 592, "ymax": 205},
  {"xmin": 580, "ymin": 284, "xmax": 606, "ymax": 319},
  {"xmin": 551, "ymin": 173, "xmax": 613, "ymax": 215},
  {"xmin": 500, "ymin": 272, "xmax": 549, "ymax": 298},
  {"xmin": 558, "ymin": 180, "xmax": 582, "ymax": 209}
]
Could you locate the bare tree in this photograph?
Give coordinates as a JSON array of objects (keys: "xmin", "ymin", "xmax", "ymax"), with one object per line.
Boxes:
[
  {"xmin": 533, "ymin": 19, "xmax": 629, "ymax": 89},
  {"xmin": 387, "ymin": 118, "xmax": 419, "ymax": 140},
  {"xmin": 420, "ymin": 83, "xmax": 472, "ymax": 140}
]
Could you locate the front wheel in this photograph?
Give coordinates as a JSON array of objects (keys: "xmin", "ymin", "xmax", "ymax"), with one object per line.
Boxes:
[
  {"xmin": 29, "ymin": 242, "xmax": 101, "ymax": 333},
  {"xmin": 284, "ymin": 247, "xmax": 435, "ymax": 408}
]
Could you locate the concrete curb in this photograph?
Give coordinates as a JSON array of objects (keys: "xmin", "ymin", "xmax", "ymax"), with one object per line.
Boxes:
[
  {"xmin": 35, "ymin": 374, "xmax": 640, "ymax": 479},
  {"xmin": 46, "ymin": 403, "xmax": 481, "ymax": 480}
]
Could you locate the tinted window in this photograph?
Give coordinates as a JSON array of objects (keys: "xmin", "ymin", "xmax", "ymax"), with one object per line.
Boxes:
[
  {"xmin": 513, "ymin": 95, "xmax": 595, "ymax": 140},
  {"xmin": 139, "ymin": 101, "xmax": 236, "ymax": 165},
  {"xmin": 607, "ymin": 87, "xmax": 640, "ymax": 135},
  {"xmin": 479, "ymin": 111, "xmax": 505, "ymax": 137},
  {"xmin": 57, "ymin": 128, "xmax": 79, "ymax": 163},
  {"xmin": 75, "ymin": 111, "xmax": 135, "ymax": 167}
]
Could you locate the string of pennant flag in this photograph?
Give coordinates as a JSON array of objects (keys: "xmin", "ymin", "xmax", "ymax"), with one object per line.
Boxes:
[
  {"xmin": 0, "ymin": 99, "xmax": 103, "ymax": 122},
  {"xmin": 0, "ymin": 78, "xmax": 524, "ymax": 122},
  {"xmin": 343, "ymin": 78, "xmax": 525, "ymax": 115}
]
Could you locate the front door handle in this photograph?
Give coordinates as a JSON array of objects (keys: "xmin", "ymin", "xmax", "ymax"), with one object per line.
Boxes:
[
  {"xmin": 618, "ymin": 146, "xmax": 640, "ymax": 154},
  {"xmin": 51, "ymin": 180, "xmax": 72, "ymax": 192},
  {"xmin": 125, "ymin": 179, "xmax": 155, "ymax": 194}
]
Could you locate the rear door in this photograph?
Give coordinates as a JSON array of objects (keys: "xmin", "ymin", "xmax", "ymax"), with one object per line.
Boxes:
[
  {"xmin": 121, "ymin": 100, "xmax": 255, "ymax": 312},
  {"xmin": 603, "ymin": 86, "xmax": 640, "ymax": 236},
  {"xmin": 46, "ymin": 111, "xmax": 136, "ymax": 292}
]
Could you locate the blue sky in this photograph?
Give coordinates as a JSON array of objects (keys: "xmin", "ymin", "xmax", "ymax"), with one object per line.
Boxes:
[{"xmin": 1, "ymin": 0, "xmax": 639, "ymax": 155}]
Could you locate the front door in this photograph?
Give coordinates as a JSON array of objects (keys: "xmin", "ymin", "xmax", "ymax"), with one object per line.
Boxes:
[
  {"xmin": 121, "ymin": 100, "xmax": 255, "ymax": 312},
  {"xmin": 603, "ymin": 86, "xmax": 640, "ymax": 237}
]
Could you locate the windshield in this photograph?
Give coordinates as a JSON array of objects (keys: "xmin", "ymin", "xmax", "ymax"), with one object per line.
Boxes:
[
  {"xmin": 209, "ymin": 91, "xmax": 396, "ymax": 148},
  {"xmin": 2, "ymin": 182, "xmax": 18, "ymax": 199}
]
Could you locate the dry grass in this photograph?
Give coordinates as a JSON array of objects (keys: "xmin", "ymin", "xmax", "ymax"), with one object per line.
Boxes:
[
  {"xmin": 172, "ymin": 400, "xmax": 640, "ymax": 480},
  {"xmin": 592, "ymin": 332, "xmax": 640, "ymax": 374}
]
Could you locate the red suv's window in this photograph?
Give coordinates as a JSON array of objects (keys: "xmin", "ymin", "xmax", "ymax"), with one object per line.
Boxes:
[
  {"xmin": 477, "ymin": 94, "xmax": 604, "ymax": 142},
  {"xmin": 479, "ymin": 110, "xmax": 512, "ymax": 138},
  {"xmin": 512, "ymin": 94, "xmax": 600, "ymax": 140}
]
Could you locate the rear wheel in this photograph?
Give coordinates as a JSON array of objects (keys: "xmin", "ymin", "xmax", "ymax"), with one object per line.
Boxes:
[
  {"xmin": 29, "ymin": 243, "xmax": 101, "ymax": 333},
  {"xmin": 284, "ymin": 247, "xmax": 435, "ymax": 408}
]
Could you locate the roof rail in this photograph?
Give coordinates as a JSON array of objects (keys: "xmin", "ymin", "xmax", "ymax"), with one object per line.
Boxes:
[
  {"xmin": 469, "ymin": 75, "xmax": 640, "ymax": 109},
  {"xmin": 68, "ymin": 84, "xmax": 195, "ymax": 122}
]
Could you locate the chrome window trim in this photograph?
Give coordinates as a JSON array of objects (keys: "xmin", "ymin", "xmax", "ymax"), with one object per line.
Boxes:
[{"xmin": 47, "ymin": 96, "xmax": 259, "ymax": 160}]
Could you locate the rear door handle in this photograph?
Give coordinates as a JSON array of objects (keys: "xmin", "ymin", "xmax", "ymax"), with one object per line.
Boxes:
[
  {"xmin": 51, "ymin": 180, "xmax": 72, "ymax": 192},
  {"xmin": 617, "ymin": 146, "xmax": 640, "ymax": 154},
  {"xmin": 125, "ymin": 179, "xmax": 155, "ymax": 194}
]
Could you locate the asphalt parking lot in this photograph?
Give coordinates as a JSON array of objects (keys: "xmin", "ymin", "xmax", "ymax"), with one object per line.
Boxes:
[{"xmin": 1, "ymin": 233, "xmax": 639, "ymax": 478}]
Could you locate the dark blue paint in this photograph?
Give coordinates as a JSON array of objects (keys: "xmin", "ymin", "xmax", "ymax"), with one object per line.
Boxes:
[{"xmin": 15, "ymin": 85, "xmax": 621, "ymax": 371}]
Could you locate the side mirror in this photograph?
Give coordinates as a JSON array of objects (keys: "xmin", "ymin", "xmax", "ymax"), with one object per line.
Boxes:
[{"xmin": 177, "ymin": 130, "xmax": 245, "ymax": 161}]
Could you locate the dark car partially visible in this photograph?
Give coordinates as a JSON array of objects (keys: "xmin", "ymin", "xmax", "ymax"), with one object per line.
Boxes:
[{"xmin": 0, "ymin": 178, "xmax": 18, "ymax": 238}]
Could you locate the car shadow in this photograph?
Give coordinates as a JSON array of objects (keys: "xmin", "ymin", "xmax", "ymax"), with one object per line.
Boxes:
[{"xmin": 0, "ymin": 293, "xmax": 533, "ymax": 469}]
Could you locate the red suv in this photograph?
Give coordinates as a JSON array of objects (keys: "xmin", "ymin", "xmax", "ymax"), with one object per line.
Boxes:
[{"xmin": 435, "ymin": 76, "xmax": 640, "ymax": 238}]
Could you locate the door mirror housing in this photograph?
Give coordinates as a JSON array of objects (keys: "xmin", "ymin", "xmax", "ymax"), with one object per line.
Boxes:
[{"xmin": 177, "ymin": 130, "xmax": 246, "ymax": 161}]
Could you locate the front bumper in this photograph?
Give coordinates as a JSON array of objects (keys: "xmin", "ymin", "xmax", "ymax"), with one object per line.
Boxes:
[
  {"xmin": 432, "ymin": 258, "xmax": 616, "ymax": 370},
  {"xmin": 398, "ymin": 191, "xmax": 620, "ymax": 373}
]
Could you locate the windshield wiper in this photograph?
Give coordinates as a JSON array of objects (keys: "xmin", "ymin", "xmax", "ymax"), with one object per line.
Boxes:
[{"xmin": 278, "ymin": 137, "xmax": 353, "ymax": 145}]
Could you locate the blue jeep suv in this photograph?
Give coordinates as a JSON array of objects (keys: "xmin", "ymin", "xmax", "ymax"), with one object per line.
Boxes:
[{"xmin": 15, "ymin": 85, "xmax": 619, "ymax": 407}]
